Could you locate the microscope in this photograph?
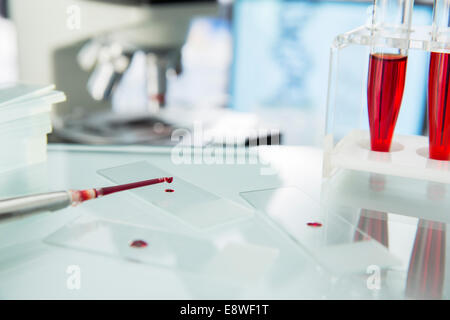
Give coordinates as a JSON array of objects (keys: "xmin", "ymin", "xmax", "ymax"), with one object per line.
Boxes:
[{"xmin": 49, "ymin": 0, "xmax": 218, "ymax": 145}]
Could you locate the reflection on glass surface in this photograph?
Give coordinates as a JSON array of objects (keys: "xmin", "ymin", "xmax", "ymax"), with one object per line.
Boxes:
[
  {"xmin": 354, "ymin": 209, "xmax": 389, "ymax": 248},
  {"xmin": 354, "ymin": 174, "xmax": 389, "ymax": 247},
  {"xmin": 352, "ymin": 174, "xmax": 390, "ymax": 289},
  {"xmin": 405, "ymin": 219, "xmax": 446, "ymax": 300},
  {"xmin": 323, "ymin": 168, "xmax": 450, "ymax": 299},
  {"xmin": 353, "ymin": 180, "xmax": 388, "ymax": 296}
]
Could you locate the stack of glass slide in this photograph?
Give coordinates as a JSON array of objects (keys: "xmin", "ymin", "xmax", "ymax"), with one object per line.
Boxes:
[
  {"xmin": 325, "ymin": 0, "xmax": 450, "ymax": 184},
  {"xmin": 0, "ymin": 83, "xmax": 66, "ymax": 173}
]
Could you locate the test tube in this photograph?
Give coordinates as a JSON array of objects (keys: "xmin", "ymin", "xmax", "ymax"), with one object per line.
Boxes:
[
  {"xmin": 367, "ymin": 0, "xmax": 413, "ymax": 152},
  {"xmin": 428, "ymin": 0, "xmax": 450, "ymax": 161}
]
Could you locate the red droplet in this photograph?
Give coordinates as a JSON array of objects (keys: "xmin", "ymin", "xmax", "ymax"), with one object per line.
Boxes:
[
  {"xmin": 165, "ymin": 177, "xmax": 173, "ymax": 183},
  {"xmin": 307, "ymin": 222, "xmax": 322, "ymax": 227},
  {"xmin": 130, "ymin": 240, "xmax": 148, "ymax": 248},
  {"xmin": 165, "ymin": 189, "xmax": 174, "ymax": 193}
]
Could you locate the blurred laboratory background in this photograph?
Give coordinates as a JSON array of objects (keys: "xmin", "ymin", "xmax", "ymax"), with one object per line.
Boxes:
[{"xmin": 0, "ymin": 0, "xmax": 433, "ymax": 147}]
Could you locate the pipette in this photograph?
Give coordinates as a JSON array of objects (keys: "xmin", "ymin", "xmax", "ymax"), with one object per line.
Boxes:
[{"xmin": 0, "ymin": 177, "xmax": 173, "ymax": 220}]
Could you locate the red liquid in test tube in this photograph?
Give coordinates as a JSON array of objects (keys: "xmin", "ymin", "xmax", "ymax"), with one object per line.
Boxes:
[
  {"xmin": 367, "ymin": 53, "xmax": 408, "ymax": 152},
  {"xmin": 428, "ymin": 52, "xmax": 450, "ymax": 161}
]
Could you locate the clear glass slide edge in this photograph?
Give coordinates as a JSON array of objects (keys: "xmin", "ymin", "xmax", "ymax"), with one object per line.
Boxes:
[
  {"xmin": 0, "ymin": 91, "xmax": 65, "ymax": 112},
  {"xmin": 240, "ymin": 187, "xmax": 402, "ymax": 275},
  {"xmin": 0, "ymin": 83, "xmax": 56, "ymax": 107},
  {"xmin": 5, "ymin": 91, "xmax": 66, "ymax": 108},
  {"xmin": 0, "ymin": 92, "xmax": 65, "ymax": 124},
  {"xmin": 97, "ymin": 161, "xmax": 253, "ymax": 230},
  {"xmin": 333, "ymin": 25, "xmax": 450, "ymax": 52}
]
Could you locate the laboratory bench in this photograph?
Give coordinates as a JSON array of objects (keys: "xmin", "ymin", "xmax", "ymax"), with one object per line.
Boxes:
[{"xmin": 0, "ymin": 143, "xmax": 446, "ymax": 299}]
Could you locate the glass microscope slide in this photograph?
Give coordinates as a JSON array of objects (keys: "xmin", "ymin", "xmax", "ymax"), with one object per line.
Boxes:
[
  {"xmin": 97, "ymin": 161, "xmax": 253, "ymax": 230},
  {"xmin": 240, "ymin": 187, "xmax": 401, "ymax": 275},
  {"xmin": 44, "ymin": 215, "xmax": 217, "ymax": 271}
]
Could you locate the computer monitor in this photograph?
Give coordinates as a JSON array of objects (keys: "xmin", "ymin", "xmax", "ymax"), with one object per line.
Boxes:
[{"xmin": 231, "ymin": 0, "xmax": 432, "ymax": 145}]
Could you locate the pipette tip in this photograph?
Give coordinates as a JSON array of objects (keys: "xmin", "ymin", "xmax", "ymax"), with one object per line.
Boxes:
[{"xmin": 165, "ymin": 177, "xmax": 173, "ymax": 183}]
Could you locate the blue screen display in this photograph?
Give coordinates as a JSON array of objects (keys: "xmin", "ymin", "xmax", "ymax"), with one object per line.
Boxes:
[{"xmin": 231, "ymin": 0, "xmax": 432, "ymax": 144}]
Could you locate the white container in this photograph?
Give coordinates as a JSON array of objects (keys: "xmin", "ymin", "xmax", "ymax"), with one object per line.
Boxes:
[
  {"xmin": 0, "ymin": 112, "xmax": 52, "ymax": 138},
  {"xmin": 0, "ymin": 112, "xmax": 53, "ymax": 173},
  {"xmin": 0, "ymin": 134, "xmax": 48, "ymax": 173},
  {"xmin": 0, "ymin": 83, "xmax": 66, "ymax": 173},
  {"xmin": 0, "ymin": 91, "xmax": 64, "ymax": 124},
  {"xmin": 326, "ymin": 129, "xmax": 450, "ymax": 184}
]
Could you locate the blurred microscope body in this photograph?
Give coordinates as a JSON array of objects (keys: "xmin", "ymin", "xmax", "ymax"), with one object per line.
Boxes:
[{"xmin": 10, "ymin": 0, "xmax": 265, "ymax": 146}]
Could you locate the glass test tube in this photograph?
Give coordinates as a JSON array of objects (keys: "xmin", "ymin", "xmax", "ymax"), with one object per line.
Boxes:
[
  {"xmin": 367, "ymin": 0, "xmax": 413, "ymax": 152},
  {"xmin": 428, "ymin": 0, "xmax": 450, "ymax": 161}
]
